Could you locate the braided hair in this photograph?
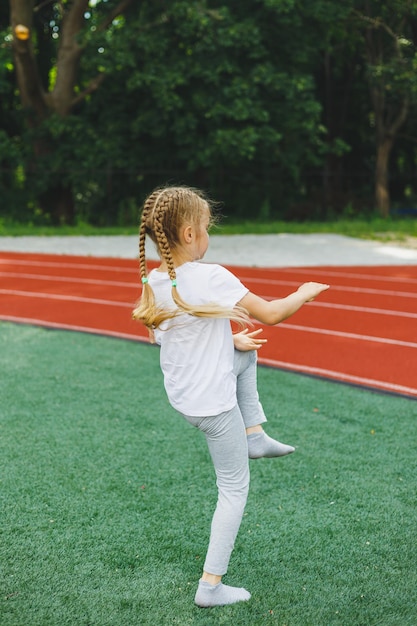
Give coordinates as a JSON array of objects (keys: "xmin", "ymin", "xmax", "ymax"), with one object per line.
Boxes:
[{"xmin": 132, "ymin": 186, "xmax": 248, "ymax": 331}]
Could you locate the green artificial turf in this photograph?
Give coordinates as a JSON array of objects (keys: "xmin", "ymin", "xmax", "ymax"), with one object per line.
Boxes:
[{"xmin": 1, "ymin": 322, "xmax": 416, "ymax": 625}]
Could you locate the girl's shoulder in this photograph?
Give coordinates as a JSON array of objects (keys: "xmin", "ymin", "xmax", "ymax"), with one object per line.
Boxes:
[
  {"xmin": 149, "ymin": 262, "xmax": 236, "ymax": 286},
  {"xmin": 179, "ymin": 261, "xmax": 227, "ymax": 276},
  {"xmin": 180, "ymin": 262, "xmax": 243, "ymax": 289}
]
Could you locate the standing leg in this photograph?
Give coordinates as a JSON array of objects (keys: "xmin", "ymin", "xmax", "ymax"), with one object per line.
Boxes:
[
  {"xmin": 183, "ymin": 405, "xmax": 251, "ymax": 607},
  {"xmin": 234, "ymin": 349, "xmax": 295, "ymax": 458}
]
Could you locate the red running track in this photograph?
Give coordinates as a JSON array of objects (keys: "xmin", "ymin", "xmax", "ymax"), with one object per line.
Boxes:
[{"xmin": 1, "ymin": 251, "xmax": 416, "ymax": 399}]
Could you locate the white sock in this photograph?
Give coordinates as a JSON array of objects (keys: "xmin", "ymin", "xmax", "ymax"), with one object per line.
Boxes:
[
  {"xmin": 247, "ymin": 431, "xmax": 295, "ymax": 459},
  {"xmin": 194, "ymin": 580, "xmax": 251, "ymax": 608}
]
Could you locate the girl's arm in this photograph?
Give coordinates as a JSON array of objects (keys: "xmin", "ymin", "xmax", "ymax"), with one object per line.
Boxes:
[{"xmin": 238, "ymin": 282, "xmax": 329, "ymax": 326}]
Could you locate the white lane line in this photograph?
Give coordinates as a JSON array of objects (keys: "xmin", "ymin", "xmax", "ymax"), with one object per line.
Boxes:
[
  {"xmin": 263, "ymin": 267, "xmax": 417, "ymax": 285},
  {"xmin": 280, "ymin": 323, "xmax": 417, "ymax": 349},
  {"xmin": 259, "ymin": 357, "xmax": 417, "ymax": 397},
  {"xmin": 321, "ymin": 284, "xmax": 417, "ymax": 298},
  {"xmin": 0, "ymin": 258, "xmax": 139, "ymax": 274},
  {"xmin": 304, "ymin": 300, "xmax": 417, "ymax": 319},
  {"xmin": 0, "ymin": 315, "xmax": 143, "ymax": 342},
  {"xmin": 240, "ymin": 276, "xmax": 417, "ymax": 299},
  {"xmin": 258, "ymin": 295, "xmax": 417, "ymax": 319},
  {"xmin": 0, "ymin": 272, "xmax": 137, "ymax": 288},
  {"xmin": 0, "ymin": 289, "xmax": 133, "ymax": 308}
]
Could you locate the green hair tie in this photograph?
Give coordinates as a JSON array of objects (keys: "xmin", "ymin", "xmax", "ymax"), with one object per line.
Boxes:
[
  {"xmin": 171, "ymin": 280, "xmax": 177, "ymax": 288},
  {"xmin": 141, "ymin": 277, "xmax": 149, "ymax": 284}
]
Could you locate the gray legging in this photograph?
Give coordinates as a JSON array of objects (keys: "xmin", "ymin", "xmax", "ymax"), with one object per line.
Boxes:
[{"xmin": 182, "ymin": 350, "xmax": 267, "ymax": 576}]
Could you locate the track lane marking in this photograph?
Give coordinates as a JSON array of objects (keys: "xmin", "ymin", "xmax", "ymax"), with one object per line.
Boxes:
[
  {"xmin": 2, "ymin": 271, "xmax": 417, "ymax": 299},
  {"xmin": 259, "ymin": 295, "xmax": 417, "ymax": 318},
  {"xmin": 0, "ymin": 258, "xmax": 139, "ymax": 274},
  {"xmin": 280, "ymin": 322, "xmax": 417, "ymax": 348},
  {"xmin": 0, "ymin": 272, "xmax": 136, "ymax": 288},
  {"xmin": 308, "ymin": 301, "xmax": 417, "ymax": 319},
  {"xmin": 259, "ymin": 357, "xmax": 417, "ymax": 398},
  {"xmin": 0, "ymin": 289, "xmax": 133, "ymax": 308},
  {"xmin": 240, "ymin": 276, "xmax": 417, "ymax": 298},
  {"xmin": 0, "ymin": 315, "xmax": 142, "ymax": 342},
  {"xmin": 260, "ymin": 266, "xmax": 417, "ymax": 285}
]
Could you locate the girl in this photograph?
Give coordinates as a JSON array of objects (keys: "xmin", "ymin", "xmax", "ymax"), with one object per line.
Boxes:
[{"xmin": 133, "ymin": 186, "xmax": 329, "ymax": 608}]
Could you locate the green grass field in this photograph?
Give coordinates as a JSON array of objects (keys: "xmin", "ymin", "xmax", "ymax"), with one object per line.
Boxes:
[
  {"xmin": 0, "ymin": 215, "xmax": 416, "ymax": 243},
  {"xmin": 1, "ymin": 322, "xmax": 416, "ymax": 625}
]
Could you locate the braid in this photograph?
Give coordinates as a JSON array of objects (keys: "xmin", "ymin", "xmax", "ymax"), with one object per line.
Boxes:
[
  {"xmin": 138, "ymin": 216, "xmax": 148, "ymax": 281},
  {"xmin": 138, "ymin": 189, "xmax": 163, "ymax": 281},
  {"xmin": 133, "ymin": 189, "xmax": 167, "ymax": 335},
  {"xmin": 153, "ymin": 194, "xmax": 177, "ymax": 282}
]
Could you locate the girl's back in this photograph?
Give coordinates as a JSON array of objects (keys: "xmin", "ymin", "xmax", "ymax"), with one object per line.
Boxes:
[{"xmin": 149, "ymin": 261, "xmax": 248, "ymax": 417}]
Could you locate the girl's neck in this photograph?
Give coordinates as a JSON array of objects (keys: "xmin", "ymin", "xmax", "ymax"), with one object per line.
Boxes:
[{"xmin": 157, "ymin": 248, "xmax": 194, "ymax": 272}]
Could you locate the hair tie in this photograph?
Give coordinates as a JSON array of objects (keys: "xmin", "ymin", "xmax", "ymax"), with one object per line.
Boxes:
[
  {"xmin": 141, "ymin": 277, "xmax": 149, "ymax": 284},
  {"xmin": 171, "ymin": 280, "xmax": 177, "ymax": 288}
]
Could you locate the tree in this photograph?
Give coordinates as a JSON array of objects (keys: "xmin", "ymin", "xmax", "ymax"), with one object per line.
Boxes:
[
  {"xmin": 8, "ymin": 0, "xmax": 133, "ymax": 224},
  {"xmin": 353, "ymin": 0, "xmax": 417, "ymax": 217}
]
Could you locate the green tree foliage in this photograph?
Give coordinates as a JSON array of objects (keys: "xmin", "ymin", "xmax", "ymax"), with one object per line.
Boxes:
[
  {"xmin": 353, "ymin": 0, "xmax": 417, "ymax": 216},
  {"xmin": 82, "ymin": 0, "xmax": 331, "ymax": 223},
  {"xmin": 1, "ymin": 0, "xmax": 417, "ymax": 225}
]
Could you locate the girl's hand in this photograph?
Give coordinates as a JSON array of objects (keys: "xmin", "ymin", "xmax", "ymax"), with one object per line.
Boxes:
[
  {"xmin": 296, "ymin": 282, "xmax": 330, "ymax": 302},
  {"xmin": 233, "ymin": 328, "xmax": 267, "ymax": 352},
  {"xmin": 239, "ymin": 282, "xmax": 330, "ymax": 326}
]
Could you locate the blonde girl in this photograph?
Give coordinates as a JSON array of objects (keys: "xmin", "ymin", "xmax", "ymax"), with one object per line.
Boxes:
[{"xmin": 133, "ymin": 186, "xmax": 329, "ymax": 608}]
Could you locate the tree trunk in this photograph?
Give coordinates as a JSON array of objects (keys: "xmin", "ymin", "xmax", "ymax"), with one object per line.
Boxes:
[
  {"xmin": 10, "ymin": 0, "xmax": 49, "ymax": 123},
  {"xmin": 358, "ymin": 6, "xmax": 412, "ymax": 219},
  {"xmin": 375, "ymin": 137, "xmax": 393, "ymax": 218}
]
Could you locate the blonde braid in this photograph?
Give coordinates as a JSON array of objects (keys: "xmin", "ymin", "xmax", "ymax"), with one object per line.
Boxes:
[
  {"xmin": 132, "ymin": 189, "xmax": 165, "ymax": 332},
  {"xmin": 138, "ymin": 188, "xmax": 164, "ymax": 281},
  {"xmin": 153, "ymin": 193, "xmax": 177, "ymax": 282},
  {"xmin": 138, "ymin": 210, "xmax": 149, "ymax": 283}
]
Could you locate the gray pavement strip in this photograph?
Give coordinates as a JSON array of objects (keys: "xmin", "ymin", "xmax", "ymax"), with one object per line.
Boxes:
[{"xmin": 0, "ymin": 233, "xmax": 416, "ymax": 266}]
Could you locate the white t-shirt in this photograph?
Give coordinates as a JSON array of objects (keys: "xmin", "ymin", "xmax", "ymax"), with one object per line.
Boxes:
[{"xmin": 149, "ymin": 262, "xmax": 249, "ymax": 416}]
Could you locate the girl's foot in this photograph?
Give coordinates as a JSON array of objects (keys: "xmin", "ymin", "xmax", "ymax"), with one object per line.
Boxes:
[
  {"xmin": 247, "ymin": 431, "xmax": 295, "ymax": 459},
  {"xmin": 194, "ymin": 580, "xmax": 251, "ymax": 608}
]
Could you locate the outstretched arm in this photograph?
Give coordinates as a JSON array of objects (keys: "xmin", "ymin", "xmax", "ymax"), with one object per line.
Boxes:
[{"xmin": 238, "ymin": 282, "xmax": 329, "ymax": 326}]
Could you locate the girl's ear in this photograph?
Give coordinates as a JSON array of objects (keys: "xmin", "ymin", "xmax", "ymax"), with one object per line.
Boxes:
[{"xmin": 182, "ymin": 224, "xmax": 193, "ymax": 244}]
